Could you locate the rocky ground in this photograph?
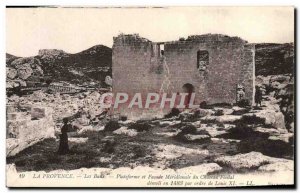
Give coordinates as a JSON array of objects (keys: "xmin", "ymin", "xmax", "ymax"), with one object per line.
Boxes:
[
  {"xmin": 7, "ymin": 90, "xmax": 107, "ymax": 131},
  {"xmin": 6, "ymin": 74, "xmax": 294, "ymax": 175}
]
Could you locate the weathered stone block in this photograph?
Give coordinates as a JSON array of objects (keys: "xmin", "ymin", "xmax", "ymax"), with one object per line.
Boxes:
[{"xmin": 31, "ymin": 106, "xmax": 52, "ymax": 119}]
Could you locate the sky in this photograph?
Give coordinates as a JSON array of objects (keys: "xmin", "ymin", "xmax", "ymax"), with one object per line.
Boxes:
[{"xmin": 6, "ymin": 7, "xmax": 294, "ymax": 57}]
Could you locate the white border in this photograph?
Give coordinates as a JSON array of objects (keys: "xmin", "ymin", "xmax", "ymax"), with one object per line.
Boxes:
[{"xmin": 0, "ymin": 0, "xmax": 298, "ymax": 192}]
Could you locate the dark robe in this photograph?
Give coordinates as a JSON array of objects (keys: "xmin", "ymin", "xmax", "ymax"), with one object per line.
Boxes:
[
  {"xmin": 255, "ymin": 88, "xmax": 262, "ymax": 105},
  {"xmin": 58, "ymin": 124, "xmax": 70, "ymax": 155}
]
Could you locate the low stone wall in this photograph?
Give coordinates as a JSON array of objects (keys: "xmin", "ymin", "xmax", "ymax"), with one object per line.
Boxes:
[{"xmin": 6, "ymin": 105, "xmax": 55, "ymax": 157}]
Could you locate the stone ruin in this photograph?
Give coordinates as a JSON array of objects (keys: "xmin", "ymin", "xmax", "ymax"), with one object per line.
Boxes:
[
  {"xmin": 112, "ymin": 33, "xmax": 255, "ymax": 119},
  {"xmin": 6, "ymin": 105, "xmax": 55, "ymax": 157}
]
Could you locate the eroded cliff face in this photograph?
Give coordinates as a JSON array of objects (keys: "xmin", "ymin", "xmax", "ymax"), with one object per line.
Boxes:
[
  {"xmin": 256, "ymin": 74, "xmax": 294, "ymax": 132},
  {"xmin": 6, "ymin": 45, "xmax": 112, "ymax": 92},
  {"xmin": 255, "ymin": 43, "xmax": 294, "ymax": 76}
]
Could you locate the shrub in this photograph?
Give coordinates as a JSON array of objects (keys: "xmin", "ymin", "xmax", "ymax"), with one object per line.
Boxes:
[
  {"xmin": 199, "ymin": 101, "xmax": 208, "ymax": 109},
  {"xmin": 120, "ymin": 116, "xmax": 127, "ymax": 121},
  {"xmin": 219, "ymin": 122, "xmax": 267, "ymax": 139},
  {"xmin": 164, "ymin": 108, "xmax": 180, "ymax": 118},
  {"xmin": 104, "ymin": 120, "xmax": 120, "ymax": 132},
  {"xmin": 237, "ymin": 99, "xmax": 250, "ymax": 107},
  {"xmin": 175, "ymin": 125, "xmax": 210, "ymax": 143},
  {"xmin": 239, "ymin": 115, "xmax": 265, "ymax": 125},
  {"xmin": 238, "ymin": 137, "xmax": 294, "ymax": 158},
  {"xmin": 213, "ymin": 109, "xmax": 224, "ymax": 116},
  {"xmin": 178, "ymin": 124, "xmax": 197, "ymax": 135},
  {"xmin": 128, "ymin": 122, "xmax": 152, "ymax": 132}
]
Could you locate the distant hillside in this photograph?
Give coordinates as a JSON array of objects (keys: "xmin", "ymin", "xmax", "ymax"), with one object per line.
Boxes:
[
  {"xmin": 6, "ymin": 45, "xmax": 112, "ymax": 89},
  {"xmin": 6, "ymin": 53, "xmax": 19, "ymax": 64},
  {"xmin": 36, "ymin": 45, "xmax": 112, "ymax": 84},
  {"xmin": 255, "ymin": 43, "xmax": 294, "ymax": 76}
]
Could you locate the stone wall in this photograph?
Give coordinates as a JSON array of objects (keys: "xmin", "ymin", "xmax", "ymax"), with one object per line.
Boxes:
[
  {"xmin": 112, "ymin": 34, "xmax": 255, "ymax": 118},
  {"xmin": 6, "ymin": 105, "xmax": 55, "ymax": 157}
]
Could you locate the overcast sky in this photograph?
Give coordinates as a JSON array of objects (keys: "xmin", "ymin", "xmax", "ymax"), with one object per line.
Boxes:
[{"xmin": 6, "ymin": 7, "xmax": 294, "ymax": 57}]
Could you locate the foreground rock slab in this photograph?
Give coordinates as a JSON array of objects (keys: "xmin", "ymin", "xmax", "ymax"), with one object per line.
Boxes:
[
  {"xmin": 154, "ymin": 144, "xmax": 209, "ymax": 159},
  {"xmin": 215, "ymin": 151, "xmax": 292, "ymax": 170},
  {"xmin": 177, "ymin": 163, "xmax": 222, "ymax": 174}
]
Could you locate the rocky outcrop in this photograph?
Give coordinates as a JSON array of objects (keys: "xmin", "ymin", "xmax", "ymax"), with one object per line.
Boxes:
[
  {"xmin": 113, "ymin": 126, "xmax": 138, "ymax": 137},
  {"xmin": 255, "ymin": 43, "xmax": 294, "ymax": 76},
  {"xmin": 6, "ymin": 44, "xmax": 112, "ymax": 92},
  {"xmin": 38, "ymin": 49, "xmax": 68, "ymax": 61},
  {"xmin": 6, "ymin": 56, "xmax": 44, "ymax": 90},
  {"xmin": 177, "ymin": 163, "xmax": 222, "ymax": 174},
  {"xmin": 17, "ymin": 63, "xmax": 34, "ymax": 80},
  {"xmin": 215, "ymin": 151, "xmax": 292, "ymax": 170},
  {"xmin": 6, "ymin": 68, "xmax": 17, "ymax": 79},
  {"xmin": 243, "ymin": 110, "xmax": 286, "ymax": 130},
  {"xmin": 35, "ymin": 45, "xmax": 112, "ymax": 85},
  {"xmin": 154, "ymin": 144, "xmax": 209, "ymax": 160},
  {"xmin": 256, "ymin": 74, "xmax": 294, "ymax": 131},
  {"xmin": 258, "ymin": 160, "xmax": 294, "ymax": 172}
]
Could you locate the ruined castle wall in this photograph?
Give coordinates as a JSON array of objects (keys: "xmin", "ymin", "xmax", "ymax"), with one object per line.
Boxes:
[
  {"xmin": 112, "ymin": 35, "xmax": 165, "ymax": 117},
  {"xmin": 112, "ymin": 34, "xmax": 255, "ymax": 118},
  {"xmin": 164, "ymin": 37, "xmax": 252, "ymax": 104},
  {"xmin": 6, "ymin": 105, "xmax": 55, "ymax": 157},
  {"xmin": 240, "ymin": 44, "xmax": 255, "ymax": 105}
]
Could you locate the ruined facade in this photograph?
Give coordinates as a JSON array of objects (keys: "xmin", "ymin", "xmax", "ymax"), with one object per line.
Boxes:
[{"xmin": 112, "ymin": 34, "xmax": 255, "ymax": 118}]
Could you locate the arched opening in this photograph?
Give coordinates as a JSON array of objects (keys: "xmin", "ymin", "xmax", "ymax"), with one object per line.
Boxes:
[{"xmin": 182, "ymin": 83, "xmax": 195, "ymax": 108}]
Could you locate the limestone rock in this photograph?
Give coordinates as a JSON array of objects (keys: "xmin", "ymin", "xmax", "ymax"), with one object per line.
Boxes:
[
  {"xmin": 154, "ymin": 144, "xmax": 209, "ymax": 159},
  {"xmin": 216, "ymin": 115, "xmax": 242, "ymax": 123},
  {"xmin": 198, "ymin": 124, "xmax": 231, "ymax": 137},
  {"xmin": 256, "ymin": 75, "xmax": 271, "ymax": 86},
  {"xmin": 31, "ymin": 106, "xmax": 53, "ymax": 119},
  {"xmin": 213, "ymin": 107, "xmax": 234, "ymax": 115},
  {"xmin": 6, "ymin": 81, "xmax": 14, "ymax": 89},
  {"xmin": 253, "ymin": 127, "xmax": 281, "ymax": 135},
  {"xmin": 231, "ymin": 106, "xmax": 249, "ymax": 115},
  {"xmin": 258, "ymin": 160, "xmax": 294, "ymax": 172},
  {"xmin": 11, "ymin": 57, "xmax": 34, "ymax": 67},
  {"xmin": 156, "ymin": 131, "xmax": 179, "ymax": 137},
  {"xmin": 17, "ymin": 63, "xmax": 33, "ymax": 80},
  {"xmin": 184, "ymin": 134, "xmax": 210, "ymax": 141},
  {"xmin": 200, "ymin": 115, "xmax": 217, "ymax": 122},
  {"xmin": 159, "ymin": 120, "xmax": 180, "ymax": 127},
  {"xmin": 16, "ymin": 79, "xmax": 27, "ymax": 87},
  {"xmin": 113, "ymin": 126, "xmax": 138, "ymax": 137},
  {"xmin": 268, "ymin": 133, "xmax": 293, "ymax": 143},
  {"xmin": 270, "ymin": 75, "xmax": 291, "ymax": 84},
  {"xmin": 68, "ymin": 137, "xmax": 88, "ymax": 143},
  {"xmin": 196, "ymin": 108, "xmax": 214, "ymax": 117},
  {"xmin": 7, "ymin": 68, "xmax": 17, "ymax": 79},
  {"xmin": 177, "ymin": 163, "xmax": 222, "ymax": 174},
  {"xmin": 101, "ymin": 136, "xmax": 115, "ymax": 144},
  {"xmin": 215, "ymin": 151, "xmax": 290, "ymax": 170},
  {"xmin": 244, "ymin": 110, "xmax": 286, "ymax": 130},
  {"xmin": 211, "ymin": 138, "xmax": 240, "ymax": 143}
]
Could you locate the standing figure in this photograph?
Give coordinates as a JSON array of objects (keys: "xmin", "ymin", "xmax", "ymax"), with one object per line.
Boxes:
[
  {"xmin": 58, "ymin": 118, "xmax": 70, "ymax": 155},
  {"xmin": 236, "ymin": 84, "xmax": 244, "ymax": 101},
  {"xmin": 255, "ymin": 86, "xmax": 263, "ymax": 107}
]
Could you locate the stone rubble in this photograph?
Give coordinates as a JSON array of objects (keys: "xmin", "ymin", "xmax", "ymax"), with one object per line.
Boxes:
[
  {"xmin": 154, "ymin": 144, "xmax": 209, "ymax": 160},
  {"xmin": 113, "ymin": 127, "xmax": 138, "ymax": 137},
  {"xmin": 6, "ymin": 106, "xmax": 55, "ymax": 157},
  {"xmin": 258, "ymin": 161, "xmax": 294, "ymax": 172},
  {"xmin": 215, "ymin": 151, "xmax": 292, "ymax": 170}
]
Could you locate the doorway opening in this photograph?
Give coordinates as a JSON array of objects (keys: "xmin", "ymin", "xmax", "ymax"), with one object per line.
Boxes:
[{"xmin": 182, "ymin": 83, "xmax": 195, "ymax": 108}]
